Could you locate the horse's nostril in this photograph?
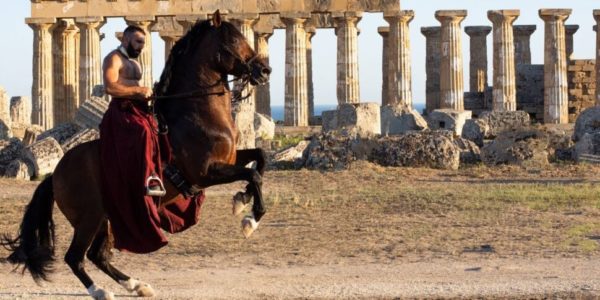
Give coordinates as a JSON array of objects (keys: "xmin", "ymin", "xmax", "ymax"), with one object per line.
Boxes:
[{"xmin": 262, "ymin": 67, "xmax": 271, "ymax": 75}]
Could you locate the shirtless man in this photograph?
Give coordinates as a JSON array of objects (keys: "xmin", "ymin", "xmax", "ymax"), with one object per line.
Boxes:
[{"xmin": 99, "ymin": 25, "xmax": 169, "ymax": 253}]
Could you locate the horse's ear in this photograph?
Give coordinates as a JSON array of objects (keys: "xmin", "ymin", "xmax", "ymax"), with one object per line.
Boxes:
[{"xmin": 213, "ymin": 10, "xmax": 222, "ymax": 28}]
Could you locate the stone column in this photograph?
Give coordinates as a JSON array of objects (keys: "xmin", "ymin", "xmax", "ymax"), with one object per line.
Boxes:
[
  {"xmin": 333, "ymin": 12, "xmax": 362, "ymax": 105},
  {"xmin": 281, "ymin": 14, "xmax": 310, "ymax": 126},
  {"xmin": 26, "ymin": 18, "xmax": 56, "ymax": 130},
  {"xmin": 378, "ymin": 26, "xmax": 390, "ymax": 106},
  {"xmin": 53, "ymin": 19, "xmax": 79, "ymax": 124},
  {"xmin": 76, "ymin": 17, "xmax": 105, "ymax": 105},
  {"xmin": 465, "ymin": 26, "xmax": 491, "ymax": 93},
  {"xmin": 594, "ymin": 11, "xmax": 600, "ymax": 105},
  {"xmin": 565, "ymin": 25, "xmax": 579, "ymax": 61},
  {"xmin": 421, "ymin": 26, "xmax": 441, "ymax": 113},
  {"xmin": 159, "ymin": 32, "xmax": 181, "ymax": 61},
  {"xmin": 513, "ymin": 25, "xmax": 536, "ymax": 66},
  {"xmin": 488, "ymin": 10, "xmax": 520, "ymax": 111},
  {"xmin": 436, "ymin": 10, "xmax": 467, "ymax": 111},
  {"xmin": 230, "ymin": 14, "xmax": 259, "ymax": 107},
  {"xmin": 125, "ymin": 16, "xmax": 156, "ymax": 90},
  {"xmin": 384, "ymin": 10, "xmax": 414, "ymax": 108},
  {"xmin": 255, "ymin": 30, "xmax": 273, "ymax": 116},
  {"xmin": 306, "ymin": 27, "xmax": 316, "ymax": 119},
  {"xmin": 539, "ymin": 9, "xmax": 572, "ymax": 124}
]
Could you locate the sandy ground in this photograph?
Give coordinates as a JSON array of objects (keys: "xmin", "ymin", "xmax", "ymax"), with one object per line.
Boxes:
[{"xmin": 1, "ymin": 164, "xmax": 600, "ymax": 299}]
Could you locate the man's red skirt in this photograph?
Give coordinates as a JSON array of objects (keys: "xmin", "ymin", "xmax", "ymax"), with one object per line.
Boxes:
[{"xmin": 99, "ymin": 99, "xmax": 204, "ymax": 254}]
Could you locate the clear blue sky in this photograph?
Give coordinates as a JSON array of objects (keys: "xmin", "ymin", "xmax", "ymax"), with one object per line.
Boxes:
[{"xmin": 0, "ymin": 1, "xmax": 598, "ymax": 108}]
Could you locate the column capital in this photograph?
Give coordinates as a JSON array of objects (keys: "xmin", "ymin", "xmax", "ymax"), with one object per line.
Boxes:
[
  {"xmin": 539, "ymin": 9, "xmax": 572, "ymax": 22},
  {"xmin": 56, "ymin": 18, "xmax": 77, "ymax": 31},
  {"xmin": 228, "ymin": 13, "xmax": 259, "ymax": 21},
  {"xmin": 487, "ymin": 10, "xmax": 520, "ymax": 24},
  {"xmin": 25, "ymin": 17, "xmax": 56, "ymax": 25},
  {"xmin": 565, "ymin": 24, "xmax": 580, "ymax": 35},
  {"xmin": 332, "ymin": 11, "xmax": 363, "ymax": 19},
  {"xmin": 465, "ymin": 26, "xmax": 491, "ymax": 37},
  {"xmin": 435, "ymin": 10, "xmax": 467, "ymax": 23},
  {"xmin": 420, "ymin": 26, "xmax": 441, "ymax": 37},
  {"xmin": 513, "ymin": 25, "xmax": 537, "ymax": 36},
  {"xmin": 281, "ymin": 14, "xmax": 310, "ymax": 26},
  {"xmin": 74, "ymin": 16, "xmax": 105, "ymax": 25},
  {"xmin": 378, "ymin": 26, "xmax": 389, "ymax": 37},
  {"xmin": 124, "ymin": 15, "xmax": 156, "ymax": 23},
  {"xmin": 384, "ymin": 10, "xmax": 415, "ymax": 24},
  {"xmin": 593, "ymin": 10, "xmax": 600, "ymax": 21}
]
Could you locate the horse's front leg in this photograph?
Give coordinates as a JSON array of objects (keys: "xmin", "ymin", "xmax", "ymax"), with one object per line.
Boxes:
[
  {"xmin": 204, "ymin": 162, "xmax": 266, "ymax": 238},
  {"xmin": 231, "ymin": 148, "xmax": 267, "ymax": 216}
]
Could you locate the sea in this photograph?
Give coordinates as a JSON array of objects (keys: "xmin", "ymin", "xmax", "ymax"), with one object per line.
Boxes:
[{"xmin": 270, "ymin": 103, "xmax": 426, "ymax": 121}]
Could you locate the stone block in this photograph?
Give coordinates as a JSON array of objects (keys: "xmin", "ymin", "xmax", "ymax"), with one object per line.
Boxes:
[
  {"xmin": 573, "ymin": 132, "xmax": 600, "ymax": 162},
  {"xmin": 461, "ymin": 118, "xmax": 489, "ymax": 147},
  {"xmin": 3, "ymin": 159, "xmax": 34, "ymax": 180},
  {"xmin": 61, "ymin": 128, "xmax": 99, "ymax": 153},
  {"xmin": 573, "ymin": 106, "xmax": 600, "ymax": 142},
  {"xmin": 0, "ymin": 86, "xmax": 10, "ymax": 126},
  {"xmin": 380, "ymin": 105, "xmax": 428, "ymax": 136},
  {"xmin": 254, "ymin": 112, "xmax": 275, "ymax": 141},
  {"xmin": 10, "ymin": 96, "xmax": 31, "ymax": 125},
  {"xmin": 0, "ymin": 138, "xmax": 24, "ymax": 166},
  {"xmin": 0, "ymin": 119, "xmax": 11, "ymax": 140},
  {"xmin": 478, "ymin": 110, "xmax": 531, "ymax": 137},
  {"xmin": 481, "ymin": 129, "xmax": 549, "ymax": 167},
  {"xmin": 74, "ymin": 96, "xmax": 109, "ymax": 130},
  {"xmin": 232, "ymin": 103, "xmax": 255, "ymax": 150},
  {"xmin": 426, "ymin": 109, "xmax": 472, "ymax": 136},
  {"xmin": 21, "ymin": 137, "xmax": 64, "ymax": 177},
  {"xmin": 321, "ymin": 110, "xmax": 338, "ymax": 133},
  {"xmin": 336, "ymin": 103, "xmax": 381, "ymax": 136},
  {"xmin": 37, "ymin": 122, "xmax": 81, "ymax": 144}
]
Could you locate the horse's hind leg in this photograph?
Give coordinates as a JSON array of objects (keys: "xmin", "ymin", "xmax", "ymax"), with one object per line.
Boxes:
[
  {"xmin": 231, "ymin": 148, "xmax": 267, "ymax": 216},
  {"xmin": 64, "ymin": 215, "xmax": 114, "ymax": 300},
  {"xmin": 86, "ymin": 220, "xmax": 155, "ymax": 297}
]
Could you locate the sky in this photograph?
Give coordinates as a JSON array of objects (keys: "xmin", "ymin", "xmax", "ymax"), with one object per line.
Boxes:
[{"xmin": 0, "ymin": 1, "xmax": 598, "ymax": 109}]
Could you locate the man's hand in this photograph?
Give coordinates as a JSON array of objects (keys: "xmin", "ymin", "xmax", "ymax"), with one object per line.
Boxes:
[{"xmin": 138, "ymin": 87, "xmax": 153, "ymax": 100}]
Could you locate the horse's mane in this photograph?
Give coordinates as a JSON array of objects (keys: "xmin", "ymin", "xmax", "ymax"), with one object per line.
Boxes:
[{"xmin": 154, "ymin": 20, "xmax": 212, "ymax": 96}]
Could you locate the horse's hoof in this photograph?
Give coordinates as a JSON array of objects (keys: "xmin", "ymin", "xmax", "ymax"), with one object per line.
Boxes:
[
  {"xmin": 88, "ymin": 284, "xmax": 115, "ymax": 300},
  {"xmin": 232, "ymin": 192, "xmax": 248, "ymax": 216},
  {"xmin": 135, "ymin": 283, "xmax": 156, "ymax": 297},
  {"xmin": 120, "ymin": 279, "xmax": 155, "ymax": 297},
  {"xmin": 241, "ymin": 215, "xmax": 259, "ymax": 238}
]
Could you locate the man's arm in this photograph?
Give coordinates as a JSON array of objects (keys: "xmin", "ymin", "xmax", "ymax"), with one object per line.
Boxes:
[{"xmin": 102, "ymin": 53, "xmax": 152, "ymax": 100}]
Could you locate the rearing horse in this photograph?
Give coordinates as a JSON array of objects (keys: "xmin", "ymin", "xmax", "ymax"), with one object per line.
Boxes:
[{"xmin": 2, "ymin": 11, "xmax": 271, "ymax": 299}]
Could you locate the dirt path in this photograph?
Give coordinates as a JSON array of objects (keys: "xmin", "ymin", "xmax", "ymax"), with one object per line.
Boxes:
[{"xmin": 2, "ymin": 164, "xmax": 600, "ymax": 299}]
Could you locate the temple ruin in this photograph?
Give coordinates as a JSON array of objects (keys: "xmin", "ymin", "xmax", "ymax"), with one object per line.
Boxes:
[{"xmin": 12, "ymin": 2, "xmax": 600, "ymax": 131}]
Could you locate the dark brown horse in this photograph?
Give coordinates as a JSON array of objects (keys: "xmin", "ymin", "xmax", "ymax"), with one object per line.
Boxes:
[{"xmin": 2, "ymin": 11, "xmax": 270, "ymax": 299}]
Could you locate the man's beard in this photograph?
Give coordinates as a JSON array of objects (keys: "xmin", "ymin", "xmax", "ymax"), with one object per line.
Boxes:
[{"xmin": 126, "ymin": 44, "xmax": 142, "ymax": 59}]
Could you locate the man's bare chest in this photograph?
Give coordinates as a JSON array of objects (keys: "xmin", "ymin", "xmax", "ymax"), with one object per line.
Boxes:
[{"xmin": 120, "ymin": 59, "xmax": 143, "ymax": 81}]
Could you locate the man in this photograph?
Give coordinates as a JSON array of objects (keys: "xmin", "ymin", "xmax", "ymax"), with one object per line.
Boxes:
[{"xmin": 99, "ymin": 25, "xmax": 168, "ymax": 253}]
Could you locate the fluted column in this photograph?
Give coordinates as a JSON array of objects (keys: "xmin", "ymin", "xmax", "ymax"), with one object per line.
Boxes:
[
  {"xmin": 255, "ymin": 30, "xmax": 273, "ymax": 116},
  {"xmin": 594, "ymin": 11, "xmax": 600, "ymax": 105},
  {"xmin": 513, "ymin": 26, "xmax": 536, "ymax": 67},
  {"xmin": 306, "ymin": 27, "xmax": 316, "ymax": 118},
  {"xmin": 334, "ymin": 12, "xmax": 362, "ymax": 105},
  {"xmin": 26, "ymin": 18, "xmax": 56, "ymax": 130},
  {"xmin": 564, "ymin": 25, "xmax": 579, "ymax": 61},
  {"xmin": 384, "ymin": 10, "xmax": 414, "ymax": 108},
  {"xmin": 282, "ymin": 14, "xmax": 309, "ymax": 126},
  {"xmin": 488, "ymin": 10, "xmax": 520, "ymax": 111},
  {"xmin": 436, "ymin": 10, "xmax": 467, "ymax": 111},
  {"xmin": 53, "ymin": 19, "xmax": 79, "ymax": 124},
  {"xmin": 230, "ymin": 15, "xmax": 259, "ymax": 107},
  {"xmin": 125, "ymin": 16, "xmax": 156, "ymax": 89},
  {"xmin": 76, "ymin": 17, "xmax": 104, "ymax": 104},
  {"xmin": 421, "ymin": 26, "xmax": 441, "ymax": 113},
  {"xmin": 159, "ymin": 32, "xmax": 181, "ymax": 61},
  {"xmin": 465, "ymin": 26, "xmax": 491, "ymax": 93},
  {"xmin": 378, "ymin": 27, "xmax": 390, "ymax": 106},
  {"xmin": 539, "ymin": 9, "xmax": 572, "ymax": 124}
]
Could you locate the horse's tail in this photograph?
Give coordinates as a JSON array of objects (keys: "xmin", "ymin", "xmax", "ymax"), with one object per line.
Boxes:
[{"xmin": 1, "ymin": 175, "xmax": 56, "ymax": 282}]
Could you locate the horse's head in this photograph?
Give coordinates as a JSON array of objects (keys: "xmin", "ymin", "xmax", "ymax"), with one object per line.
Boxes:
[{"xmin": 211, "ymin": 11, "xmax": 271, "ymax": 86}]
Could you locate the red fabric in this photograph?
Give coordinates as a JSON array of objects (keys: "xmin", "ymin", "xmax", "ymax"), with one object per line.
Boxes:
[{"xmin": 99, "ymin": 99, "xmax": 204, "ymax": 254}]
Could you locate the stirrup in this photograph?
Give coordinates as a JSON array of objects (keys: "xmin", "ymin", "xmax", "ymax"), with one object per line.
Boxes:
[{"xmin": 146, "ymin": 173, "xmax": 166, "ymax": 197}]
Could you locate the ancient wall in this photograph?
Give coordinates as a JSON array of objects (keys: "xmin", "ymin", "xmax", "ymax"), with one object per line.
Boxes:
[
  {"xmin": 516, "ymin": 64, "xmax": 544, "ymax": 122},
  {"xmin": 568, "ymin": 59, "xmax": 596, "ymax": 122}
]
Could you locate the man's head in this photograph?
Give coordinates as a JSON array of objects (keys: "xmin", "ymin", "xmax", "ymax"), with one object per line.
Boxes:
[{"xmin": 122, "ymin": 25, "xmax": 146, "ymax": 59}]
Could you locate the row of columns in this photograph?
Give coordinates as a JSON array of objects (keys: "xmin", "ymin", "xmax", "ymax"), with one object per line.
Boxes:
[{"xmin": 410, "ymin": 9, "xmax": 599, "ymax": 124}]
